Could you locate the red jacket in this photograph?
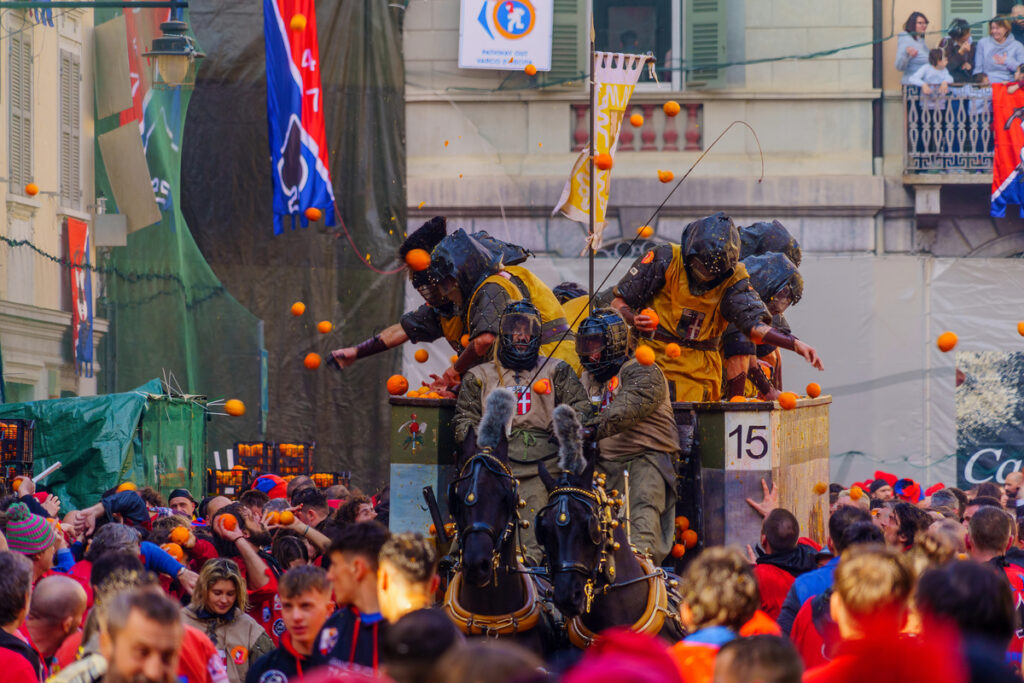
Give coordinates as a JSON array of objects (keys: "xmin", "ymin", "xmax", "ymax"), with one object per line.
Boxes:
[
  {"xmin": 791, "ymin": 596, "xmax": 830, "ymax": 670},
  {"xmin": 753, "ymin": 564, "xmax": 797, "ymax": 621}
]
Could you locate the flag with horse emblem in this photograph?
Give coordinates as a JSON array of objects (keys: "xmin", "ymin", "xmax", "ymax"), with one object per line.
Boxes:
[
  {"xmin": 263, "ymin": 0, "xmax": 336, "ymax": 234},
  {"xmin": 553, "ymin": 52, "xmax": 647, "ymax": 250},
  {"xmin": 992, "ymin": 83, "xmax": 1024, "ymax": 217}
]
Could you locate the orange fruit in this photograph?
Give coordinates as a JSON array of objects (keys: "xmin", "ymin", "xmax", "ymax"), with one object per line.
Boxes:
[
  {"xmin": 429, "ymin": 523, "xmax": 437, "ymax": 535},
  {"xmin": 406, "ymin": 390, "xmax": 418, "ymax": 397},
  {"xmin": 266, "ymin": 511, "xmax": 281, "ymax": 525},
  {"xmin": 305, "ymin": 207, "xmax": 322, "ymax": 221},
  {"xmin": 636, "ymin": 225, "xmax": 654, "ymax": 238},
  {"xmin": 663, "ymin": 100, "xmax": 681, "ymax": 117},
  {"xmin": 460, "ymin": 334, "xmax": 470, "ymax": 348},
  {"xmin": 405, "ymin": 248, "xmax": 432, "ymax": 272},
  {"xmin": 639, "ymin": 308, "xmax": 659, "ymax": 328},
  {"xmin": 12, "ymin": 478, "xmax": 22, "ymax": 492},
  {"xmin": 778, "ymin": 391, "xmax": 798, "ymax": 410},
  {"xmin": 1018, "ymin": 321, "xmax": 1024, "ymax": 337},
  {"xmin": 635, "ymin": 344, "xmax": 655, "ymax": 366},
  {"xmin": 161, "ymin": 543, "xmax": 184, "ymax": 561},
  {"xmin": 387, "ymin": 374, "xmax": 410, "ymax": 396},
  {"xmin": 24, "ymin": 183, "xmax": 39, "ymax": 196},
  {"xmin": 280, "ymin": 510, "xmax": 295, "ymax": 525},
  {"xmin": 170, "ymin": 526, "xmax": 190, "ymax": 545},
  {"xmin": 304, "ymin": 353, "xmax": 322, "ymax": 370},
  {"xmin": 524, "ymin": 63, "xmax": 537, "ymax": 76},
  {"xmin": 657, "ymin": 170, "xmax": 674, "ymax": 183},
  {"xmin": 450, "ymin": 355, "xmax": 459, "ymax": 364},
  {"xmin": 671, "ymin": 543, "xmax": 686, "ymax": 558},
  {"xmin": 116, "ymin": 481, "xmax": 137, "ymax": 492},
  {"xmin": 290, "ymin": 301, "xmax": 305, "ymax": 316},
  {"xmin": 594, "ymin": 153, "xmax": 613, "ymax": 171},
  {"xmin": 414, "ymin": 348, "xmax": 429, "ymax": 363},
  {"xmin": 224, "ymin": 399, "xmax": 245, "ymax": 416},
  {"xmin": 426, "ymin": 392, "xmax": 442, "ymax": 399},
  {"xmin": 665, "ymin": 343, "xmax": 681, "ymax": 358},
  {"xmin": 317, "ymin": 320, "xmax": 333, "ymax": 334},
  {"xmin": 629, "ymin": 113, "xmax": 644, "ymax": 127},
  {"xmin": 806, "ymin": 382, "xmax": 822, "ymax": 398},
  {"xmin": 682, "ymin": 529, "xmax": 698, "ymax": 549},
  {"xmin": 849, "ymin": 486, "xmax": 864, "ymax": 501},
  {"xmin": 813, "ymin": 482, "xmax": 828, "ymax": 495},
  {"xmin": 220, "ymin": 514, "xmax": 237, "ymax": 531},
  {"xmin": 533, "ymin": 379, "xmax": 552, "ymax": 395},
  {"xmin": 675, "ymin": 515, "xmax": 689, "ymax": 532},
  {"xmin": 937, "ymin": 331, "xmax": 958, "ymax": 352},
  {"xmin": 289, "ymin": 13, "xmax": 306, "ymax": 31},
  {"xmin": 729, "ymin": 395, "xmax": 747, "ymax": 402}
]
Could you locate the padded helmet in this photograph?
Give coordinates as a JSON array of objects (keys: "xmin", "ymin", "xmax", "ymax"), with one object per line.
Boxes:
[
  {"xmin": 576, "ymin": 308, "xmax": 630, "ymax": 383},
  {"xmin": 412, "ymin": 229, "xmax": 502, "ymax": 315},
  {"xmin": 739, "ymin": 219, "xmax": 802, "ymax": 267},
  {"xmin": 743, "ymin": 253, "xmax": 803, "ymax": 315},
  {"xmin": 497, "ymin": 300, "xmax": 542, "ymax": 370},
  {"xmin": 681, "ymin": 213, "xmax": 740, "ymax": 289}
]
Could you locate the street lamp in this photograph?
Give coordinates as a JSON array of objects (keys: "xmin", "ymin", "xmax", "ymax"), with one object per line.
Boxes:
[{"xmin": 143, "ymin": 19, "xmax": 204, "ymax": 88}]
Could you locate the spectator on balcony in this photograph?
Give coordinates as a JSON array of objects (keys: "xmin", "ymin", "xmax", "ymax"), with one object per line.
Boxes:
[
  {"xmin": 941, "ymin": 18, "xmax": 976, "ymax": 82},
  {"xmin": 975, "ymin": 19, "xmax": 1024, "ymax": 83},
  {"xmin": 909, "ymin": 49, "xmax": 954, "ymax": 109},
  {"xmin": 896, "ymin": 12, "xmax": 931, "ymax": 84},
  {"xmin": 1011, "ymin": 4, "xmax": 1024, "ymax": 44}
]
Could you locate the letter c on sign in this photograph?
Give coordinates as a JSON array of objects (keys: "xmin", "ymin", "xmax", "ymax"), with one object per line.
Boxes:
[
  {"xmin": 964, "ymin": 448, "xmax": 1002, "ymax": 484},
  {"xmin": 996, "ymin": 456, "xmax": 1024, "ymax": 483}
]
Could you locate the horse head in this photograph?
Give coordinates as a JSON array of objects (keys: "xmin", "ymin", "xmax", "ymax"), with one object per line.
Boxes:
[
  {"xmin": 536, "ymin": 405, "xmax": 621, "ymax": 618},
  {"xmin": 451, "ymin": 388, "xmax": 522, "ymax": 586}
]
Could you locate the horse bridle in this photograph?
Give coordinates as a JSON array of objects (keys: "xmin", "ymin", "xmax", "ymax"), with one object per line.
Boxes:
[
  {"xmin": 537, "ymin": 474, "xmax": 623, "ymax": 613},
  {"xmin": 448, "ymin": 447, "xmax": 526, "ymax": 579}
]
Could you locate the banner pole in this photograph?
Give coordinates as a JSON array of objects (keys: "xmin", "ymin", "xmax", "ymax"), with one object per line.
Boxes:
[{"xmin": 588, "ymin": 16, "xmax": 596, "ymax": 315}]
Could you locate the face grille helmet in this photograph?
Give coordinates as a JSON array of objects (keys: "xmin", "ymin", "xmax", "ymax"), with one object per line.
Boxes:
[
  {"xmin": 576, "ymin": 308, "xmax": 630, "ymax": 383},
  {"xmin": 742, "ymin": 252, "xmax": 803, "ymax": 315},
  {"xmin": 681, "ymin": 212, "xmax": 740, "ymax": 289},
  {"xmin": 411, "ymin": 229, "xmax": 502, "ymax": 316},
  {"xmin": 497, "ymin": 301, "xmax": 542, "ymax": 370}
]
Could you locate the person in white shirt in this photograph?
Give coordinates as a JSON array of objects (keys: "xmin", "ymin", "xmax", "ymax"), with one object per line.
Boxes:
[{"xmin": 908, "ymin": 48, "xmax": 954, "ymax": 96}]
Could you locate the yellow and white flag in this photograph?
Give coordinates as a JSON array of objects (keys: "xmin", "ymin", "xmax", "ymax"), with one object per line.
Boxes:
[{"xmin": 552, "ymin": 52, "xmax": 647, "ymax": 251}]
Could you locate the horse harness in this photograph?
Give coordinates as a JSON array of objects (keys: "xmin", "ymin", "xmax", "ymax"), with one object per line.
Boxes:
[
  {"xmin": 538, "ymin": 475, "xmax": 679, "ymax": 648},
  {"xmin": 444, "ymin": 448, "xmax": 541, "ymax": 636}
]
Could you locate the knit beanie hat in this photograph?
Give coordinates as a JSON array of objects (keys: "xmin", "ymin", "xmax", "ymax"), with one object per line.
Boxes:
[{"xmin": 6, "ymin": 502, "xmax": 56, "ymax": 555}]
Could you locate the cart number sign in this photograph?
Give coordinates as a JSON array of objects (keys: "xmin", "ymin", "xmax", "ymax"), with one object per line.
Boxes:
[{"xmin": 724, "ymin": 413, "xmax": 773, "ymax": 471}]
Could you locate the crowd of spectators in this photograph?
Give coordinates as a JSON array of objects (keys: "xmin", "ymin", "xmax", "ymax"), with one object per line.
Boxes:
[{"xmin": 0, "ymin": 464, "xmax": 1021, "ymax": 682}]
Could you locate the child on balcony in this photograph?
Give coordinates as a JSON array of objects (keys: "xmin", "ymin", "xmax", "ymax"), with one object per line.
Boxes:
[
  {"xmin": 909, "ymin": 49, "xmax": 955, "ymax": 111},
  {"xmin": 1008, "ymin": 64, "xmax": 1024, "ymax": 94}
]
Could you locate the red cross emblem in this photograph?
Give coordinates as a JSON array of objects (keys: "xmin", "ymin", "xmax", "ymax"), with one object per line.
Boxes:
[{"xmin": 514, "ymin": 386, "xmax": 532, "ymax": 415}]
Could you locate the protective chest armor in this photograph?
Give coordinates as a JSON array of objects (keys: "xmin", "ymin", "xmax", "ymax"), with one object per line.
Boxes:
[
  {"xmin": 647, "ymin": 245, "xmax": 748, "ymax": 402},
  {"xmin": 466, "ymin": 266, "xmax": 581, "ymax": 372},
  {"xmin": 467, "ymin": 357, "xmax": 561, "ymax": 434},
  {"xmin": 581, "ymin": 360, "xmax": 681, "ymax": 460}
]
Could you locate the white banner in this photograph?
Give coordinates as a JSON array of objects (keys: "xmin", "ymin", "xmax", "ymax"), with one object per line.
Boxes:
[{"xmin": 459, "ymin": 0, "xmax": 553, "ymax": 71}]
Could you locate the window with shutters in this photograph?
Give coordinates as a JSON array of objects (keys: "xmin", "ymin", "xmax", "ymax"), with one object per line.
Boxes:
[
  {"xmin": 8, "ymin": 28, "xmax": 33, "ymax": 194},
  {"xmin": 60, "ymin": 49, "xmax": 82, "ymax": 210},
  {"xmin": 944, "ymin": 0, "xmax": 992, "ymax": 29},
  {"xmin": 554, "ymin": 0, "xmax": 726, "ymax": 90}
]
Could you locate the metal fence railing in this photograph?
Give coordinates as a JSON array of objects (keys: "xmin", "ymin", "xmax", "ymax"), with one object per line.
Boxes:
[{"xmin": 904, "ymin": 85, "xmax": 993, "ymax": 175}]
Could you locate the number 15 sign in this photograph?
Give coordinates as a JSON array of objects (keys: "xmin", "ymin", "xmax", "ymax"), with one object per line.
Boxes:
[{"xmin": 724, "ymin": 411, "xmax": 777, "ymax": 471}]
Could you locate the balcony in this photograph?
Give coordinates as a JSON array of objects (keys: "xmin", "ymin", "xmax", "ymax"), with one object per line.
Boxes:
[
  {"xmin": 903, "ymin": 85, "xmax": 992, "ymax": 183},
  {"xmin": 571, "ymin": 100, "xmax": 703, "ymax": 152}
]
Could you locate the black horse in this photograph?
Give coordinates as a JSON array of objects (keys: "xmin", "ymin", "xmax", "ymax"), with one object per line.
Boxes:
[
  {"xmin": 536, "ymin": 404, "xmax": 684, "ymax": 647},
  {"xmin": 442, "ymin": 389, "xmax": 549, "ymax": 653}
]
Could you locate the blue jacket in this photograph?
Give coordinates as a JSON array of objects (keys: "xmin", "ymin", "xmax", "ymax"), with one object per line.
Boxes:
[{"xmin": 778, "ymin": 556, "xmax": 838, "ymax": 636}]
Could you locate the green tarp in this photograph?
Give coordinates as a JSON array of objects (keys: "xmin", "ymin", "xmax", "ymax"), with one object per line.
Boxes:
[{"xmin": 0, "ymin": 379, "xmax": 207, "ymax": 510}]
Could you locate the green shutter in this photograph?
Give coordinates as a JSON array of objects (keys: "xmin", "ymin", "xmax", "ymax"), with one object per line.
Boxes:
[
  {"xmin": 686, "ymin": 0, "xmax": 726, "ymax": 88},
  {"xmin": 543, "ymin": 0, "xmax": 587, "ymax": 88},
  {"xmin": 943, "ymin": 0, "xmax": 992, "ymax": 32}
]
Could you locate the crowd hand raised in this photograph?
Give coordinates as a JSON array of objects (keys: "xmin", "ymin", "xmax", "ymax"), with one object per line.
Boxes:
[
  {"xmin": 177, "ymin": 569, "xmax": 198, "ymax": 595},
  {"xmin": 42, "ymin": 494, "xmax": 61, "ymax": 517},
  {"xmin": 794, "ymin": 340, "xmax": 824, "ymax": 371},
  {"xmin": 214, "ymin": 514, "xmax": 244, "ymax": 543},
  {"xmin": 329, "ymin": 347, "xmax": 358, "ymax": 370},
  {"xmin": 746, "ymin": 478, "xmax": 779, "ymax": 519}
]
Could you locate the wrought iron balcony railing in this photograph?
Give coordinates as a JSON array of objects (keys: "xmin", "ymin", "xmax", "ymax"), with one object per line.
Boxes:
[{"xmin": 904, "ymin": 85, "xmax": 993, "ymax": 176}]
